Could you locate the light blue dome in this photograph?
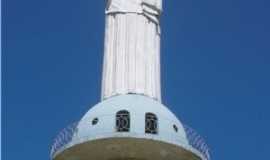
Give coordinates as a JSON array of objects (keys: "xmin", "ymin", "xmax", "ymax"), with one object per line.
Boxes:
[
  {"xmin": 51, "ymin": 95, "xmax": 209, "ymax": 160},
  {"xmin": 76, "ymin": 94, "xmax": 189, "ymax": 146}
]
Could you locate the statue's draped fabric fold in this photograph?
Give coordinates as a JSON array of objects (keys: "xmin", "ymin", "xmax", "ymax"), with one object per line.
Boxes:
[{"xmin": 102, "ymin": 0, "xmax": 162, "ymax": 101}]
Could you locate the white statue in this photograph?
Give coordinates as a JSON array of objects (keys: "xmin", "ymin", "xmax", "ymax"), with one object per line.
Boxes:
[
  {"xmin": 106, "ymin": 0, "xmax": 162, "ymax": 24},
  {"xmin": 102, "ymin": 0, "xmax": 163, "ymax": 101}
]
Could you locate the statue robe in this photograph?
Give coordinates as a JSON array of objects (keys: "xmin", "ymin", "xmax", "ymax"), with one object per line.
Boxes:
[{"xmin": 102, "ymin": 0, "xmax": 162, "ymax": 101}]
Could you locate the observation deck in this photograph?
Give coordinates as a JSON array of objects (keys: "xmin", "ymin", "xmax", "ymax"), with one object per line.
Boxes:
[
  {"xmin": 50, "ymin": 95, "xmax": 210, "ymax": 160},
  {"xmin": 50, "ymin": 122, "xmax": 210, "ymax": 160}
]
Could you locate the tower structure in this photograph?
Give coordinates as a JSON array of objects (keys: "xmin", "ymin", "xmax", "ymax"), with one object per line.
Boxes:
[{"xmin": 50, "ymin": 1, "xmax": 210, "ymax": 160}]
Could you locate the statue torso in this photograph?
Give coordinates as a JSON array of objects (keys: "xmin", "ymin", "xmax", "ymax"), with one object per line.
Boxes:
[{"xmin": 106, "ymin": 0, "xmax": 162, "ymax": 15}]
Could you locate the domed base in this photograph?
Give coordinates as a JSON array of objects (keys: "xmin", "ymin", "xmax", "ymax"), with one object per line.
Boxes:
[{"xmin": 54, "ymin": 137, "xmax": 201, "ymax": 160}]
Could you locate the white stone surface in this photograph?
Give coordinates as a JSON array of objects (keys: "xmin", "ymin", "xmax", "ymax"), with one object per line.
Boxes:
[{"xmin": 102, "ymin": 0, "xmax": 162, "ymax": 101}]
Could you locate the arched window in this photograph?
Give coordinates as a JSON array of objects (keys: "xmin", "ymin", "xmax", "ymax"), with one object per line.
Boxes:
[
  {"xmin": 145, "ymin": 113, "xmax": 158, "ymax": 134},
  {"xmin": 116, "ymin": 110, "xmax": 130, "ymax": 132}
]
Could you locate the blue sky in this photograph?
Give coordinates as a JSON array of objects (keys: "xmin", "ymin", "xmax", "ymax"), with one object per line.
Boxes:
[{"xmin": 3, "ymin": 0, "xmax": 270, "ymax": 160}]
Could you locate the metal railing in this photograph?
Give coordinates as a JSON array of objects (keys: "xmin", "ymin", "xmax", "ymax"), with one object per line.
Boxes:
[
  {"xmin": 50, "ymin": 122, "xmax": 78, "ymax": 159},
  {"xmin": 50, "ymin": 122, "xmax": 210, "ymax": 160},
  {"xmin": 183, "ymin": 125, "xmax": 211, "ymax": 160}
]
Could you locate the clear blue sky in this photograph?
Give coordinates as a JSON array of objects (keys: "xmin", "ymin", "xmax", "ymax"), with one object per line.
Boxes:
[{"xmin": 3, "ymin": 0, "xmax": 270, "ymax": 160}]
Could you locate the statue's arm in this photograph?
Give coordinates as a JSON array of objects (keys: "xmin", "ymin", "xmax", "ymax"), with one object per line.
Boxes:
[
  {"xmin": 142, "ymin": 0, "xmax": 162, "ymax": 12},
  {"xmin": 105, "ymin": 0, "xmax": 163, "ymax": 22},
  {"xmin": 106, "ymin": 0, "xmax": 143, "ymax": 13}
]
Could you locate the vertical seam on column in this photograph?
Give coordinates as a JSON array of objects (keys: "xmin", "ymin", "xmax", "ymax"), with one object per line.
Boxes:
[
  {"xmin": 134, "ymin": 14, "xmax": 138, "ymax": 93},
  {"xmin": 120, "ymin": 13, "xmax": 126, "ymax": 94},
  {"xmin": 101, "ymin": 15, "xmax": 109, "ymax": 100},
  {"xmin": 129, "ymin": 14, "xmax": 136, "ymax": 93},
  {"xmin": 148, "ymin": 19, "xmax": 152, "ymax": 98},
  {"xmin": 146, "ymin": 18, "xmax": 151, "ymax": 98},
  {"xmin": 117, "ymin": 14, "xmax": 122, "ymax": 94},
  {"xmin": 157, "ymin": 33, "xmax": 162, "ymax": 101},
  {"xmin": 144, "ymin": 18, "xmax": 148, "ymax": 95},
  {"xmin": 112, "ymin": 14, "xmax": 118, "ymax": 96},
  {"xmin": 155, "ymin": 23, "xmax": 159, "ymax": 100},
  {"xmin": 153, "ymin": 21, "xmax": 157, "ymax": 100},
  {"xmin": 106, "ymin": 14, "xmax": 115, "ymax": 99},
  {"xmin": 124, "ymin": 14, "xmax": 129, "ymax": 94},
  {"xmin": 116, "ymin": 13, "xmax": 122, "ymax": 95}
]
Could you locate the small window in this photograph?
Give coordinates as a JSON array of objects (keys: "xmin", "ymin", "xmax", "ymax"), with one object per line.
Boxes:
[
  {"xmin": 116, "ymin": 110, "xmax": 130, "ymax": 132},
  {"xmin": 173, "ymin": 124, "xmax": 178, "ymax": 132},
  {"xmin": 145, "ymin": 113, "xmax": 158, "ymax": 134},
  {"xmin": 92, "ymin": 118, "xmax": 98, "ymax": 125}
]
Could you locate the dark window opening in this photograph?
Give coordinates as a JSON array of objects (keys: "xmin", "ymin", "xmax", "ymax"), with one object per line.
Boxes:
[
  {"xmin": 173, "ymin": 124, "xmax": 178, "ymax": 132},
  {"xmin": 145, "ymin": 113, "xmax": 158, "ymax": 134},
  {"xmin": 116, "ymin": 110, "xmax": 130, "ymax": 132},
  {"xmin": 92, "ymin": 118, "xmax": 99, "ymax": 125}
]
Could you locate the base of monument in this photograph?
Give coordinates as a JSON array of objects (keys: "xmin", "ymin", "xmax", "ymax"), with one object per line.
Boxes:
[{"xmin": 54, "ymin": 137, "xmax": 201, "ymax": 160}]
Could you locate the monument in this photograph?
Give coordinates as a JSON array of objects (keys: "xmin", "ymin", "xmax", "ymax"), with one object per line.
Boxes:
[{"xmin": 50, "ymin": 1, "xmax": 210, "ymax": 160}]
